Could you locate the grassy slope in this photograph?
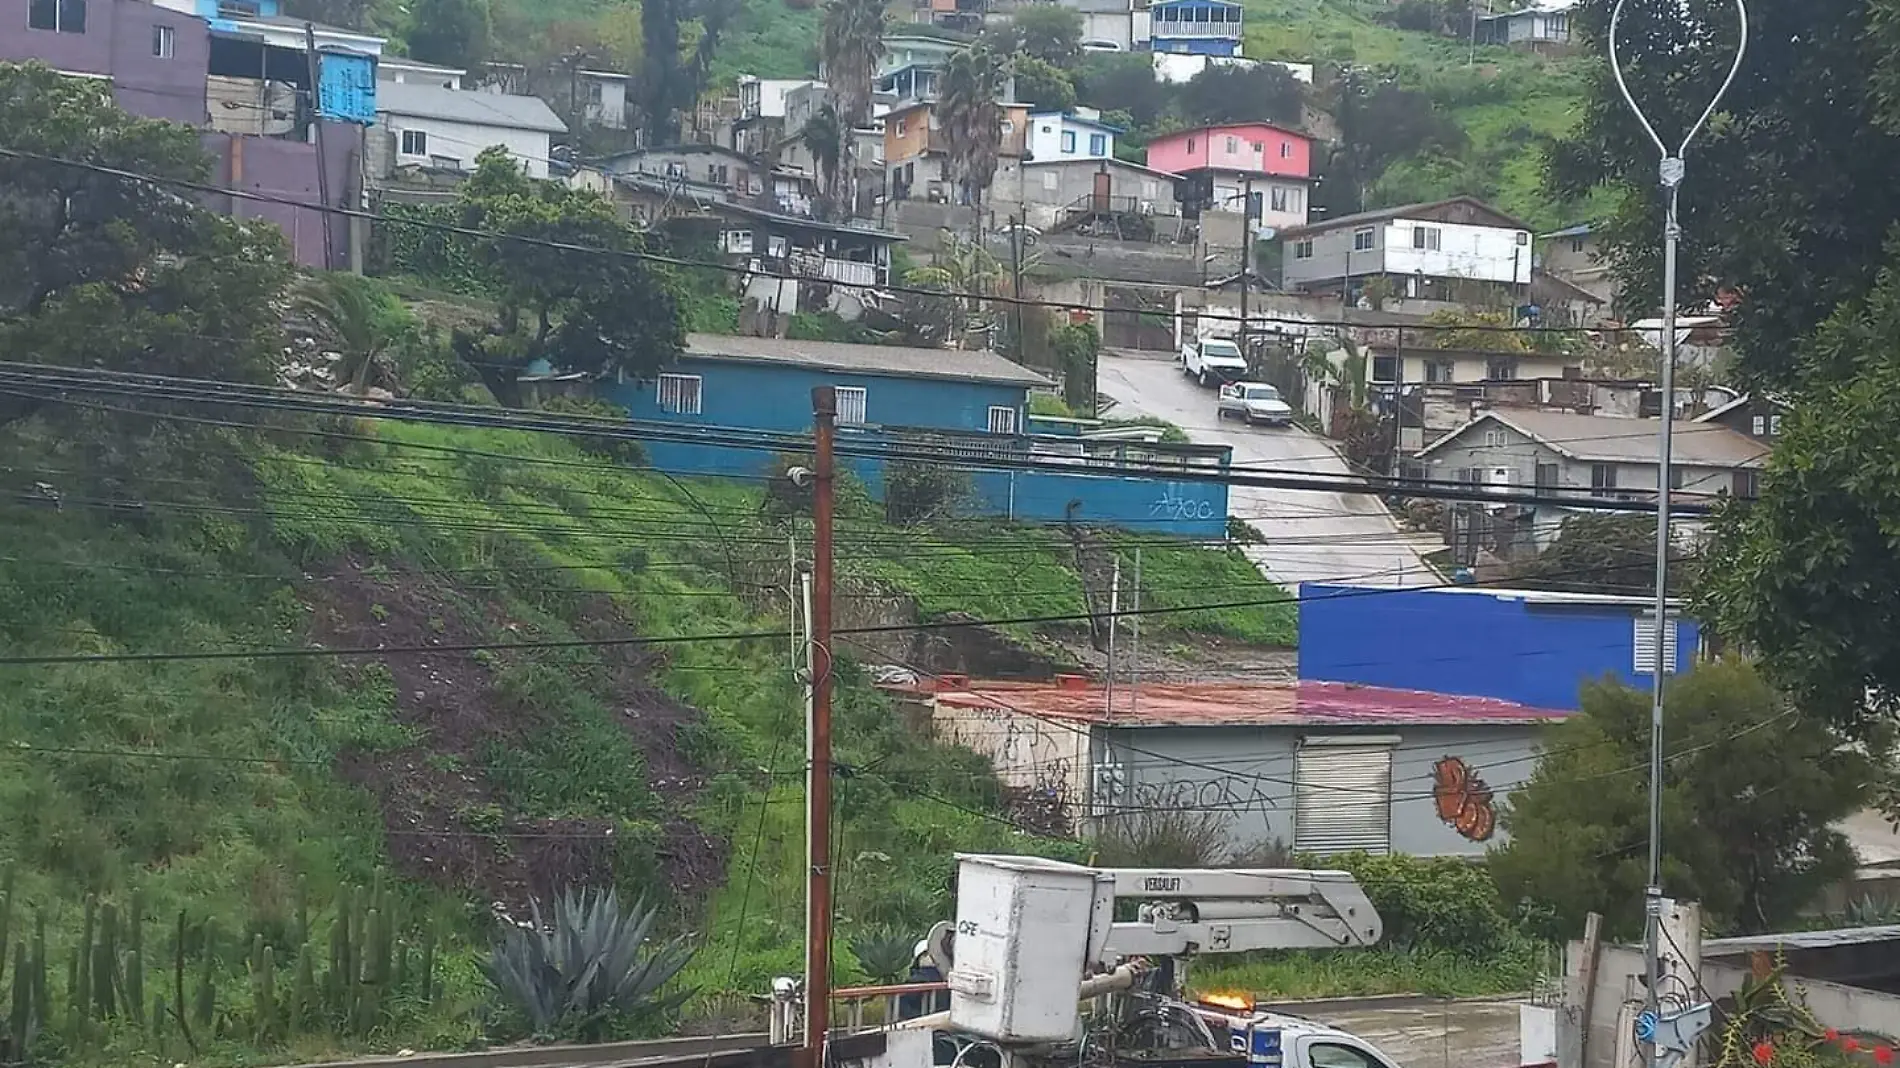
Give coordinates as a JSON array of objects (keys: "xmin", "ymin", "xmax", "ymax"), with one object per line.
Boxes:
[{"xmin": 0, "ymin": 407, "xmax": 1285, "ymax": 1064}]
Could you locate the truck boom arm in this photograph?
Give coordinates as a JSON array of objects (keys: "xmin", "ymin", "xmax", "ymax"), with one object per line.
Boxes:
[{"xmin": 1094, "ymin": 867, "xmax": 1383, "ymax": 958}]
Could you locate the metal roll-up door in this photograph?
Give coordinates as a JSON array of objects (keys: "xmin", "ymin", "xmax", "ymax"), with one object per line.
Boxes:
[{"xmin": 1293, "ymin": 742, "xmax": 1394, "ymax": 855}]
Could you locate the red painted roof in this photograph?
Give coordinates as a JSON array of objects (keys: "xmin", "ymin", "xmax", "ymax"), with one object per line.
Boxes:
[{"xmin": 890, "ymin": 678, "xmax": 1566, "ymax": 727}]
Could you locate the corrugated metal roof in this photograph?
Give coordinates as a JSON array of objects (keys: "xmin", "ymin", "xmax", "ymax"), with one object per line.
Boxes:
[
  {"xmin": 683, "ymin": 335, "xmax": 1054, "ymax": 388},
  {"xmin": 376, "ymin": 82, "xmax": 567, "ymax": 134},
  {"xmin": 913, "ymin": 679, "xmax": 1566, "ymax": 727},
  {"xmin": 1705, "ymin": 925, "xmax": 1900, "ymax": 955},
  {"xmin": 1417, "ymin": 409, "xmax": 1771, "ymax": 468}
]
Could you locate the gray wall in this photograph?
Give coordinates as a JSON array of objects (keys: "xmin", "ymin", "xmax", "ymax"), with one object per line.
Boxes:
[
  {"xmin": 1098, "ymin": 722, "xmax": 1546, "ymax": 857},
  {"xmin": 4, "ymin": 0, "xmax": 211, "ymax": 125},
  {"xmin": 1424, "ymin": 419, "xmax": 1742, "ymax": 498}
]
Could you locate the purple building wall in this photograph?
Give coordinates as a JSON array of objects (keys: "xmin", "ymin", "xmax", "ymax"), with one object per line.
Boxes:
[
  {"xmin": 1, "ymin": 0, "xmax": 209, "ymax": 125},
  {"xmin": 203, "ymin": 121, "xmax": 362, "ymax": 269}
]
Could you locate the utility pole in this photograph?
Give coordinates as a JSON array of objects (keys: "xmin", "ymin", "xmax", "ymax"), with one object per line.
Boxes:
[
  {"xmin": 1010, "ymin": 211, "xmax": 1026, "ymax": 358},
  {"xmin": 1391, "ymin": 324, "xmax": 1405, "ymax": 480},
  {"xmin": 303, "ymin": 23, "xmax": 334, "ymax": 270},
  {"xmin": 1128, "ymin": 548, "xmax": 1142, "ymax": 717},
  {"xmin": 803, "ymin": 386, "xmax": 838, "ymax": 1068},
  {"xmin": 1605, "ymin": 6, "xmax": 1746, "ymax": 1068},
  {"xmin": 1238, "ymin": 174, "xmax": 1254, "ymax": 354},
  {"xmin": 1104, "ymin": 555, "xmax": 1121, "ymax": 718}
]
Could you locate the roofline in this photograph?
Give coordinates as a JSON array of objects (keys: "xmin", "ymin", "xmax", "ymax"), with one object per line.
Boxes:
[
  {"xmin": 1539, "ymin": 222, "xmax": 1597, "ymax": 239},
  {"xmin": 1303, "ymin": 580, "xmax": 1690, "ymax": 612},
  {"xmin": 1413, "ymin": 409, "xmax": 1768, "ymax": 467},
  {"xmin": 375, "ymin": 102, "xmax": 566, "ymax": 132},
  {"xmin": 1028, "ymin": 110, "xmax": 1126, "ymax": 132},
  {"xmin": 1693, "ymin": 394, "xmax": 1753, "ymax": 422},
  {"xmin": 1172, "ymin": 163, "xmax": 1322, "ymax": 185},
  {"xmin": 1023, "ymin": 158, "xmax": 1179, "ymax": 180},
  {"xmin": 379, "ymin": 58, "xmax": 468, "ymax": 74},
  {"xmin": 675, "ymin": 348, "xmax": 1051, "ymax": 388},
  {"xmin": 1276, "ymin": 195, "xmax": 1532, "ymax": 239},
  {"xmin": 1152, "ymin": 121, "xmax": 1316, "ymax": 145}
]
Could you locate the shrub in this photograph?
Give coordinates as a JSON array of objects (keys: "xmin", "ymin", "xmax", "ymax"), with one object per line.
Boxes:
[
  {"xmin": 851, "ymin": 926, "xmax": 918, "ymax": 985},
  {"xmin": 1323, "ymin": 852, "xmax": 1511, "ymax": 955},
  {"xmin": 884, "ymin": 462, "xmax": 972, "ymax": 526},
  {"xmin": 482, "ymin": 888, "xmax": 695, "ymax": 1042},
  {"xmin": 537, "ymin": 395, "xmax": 650, "ymax": 466}
]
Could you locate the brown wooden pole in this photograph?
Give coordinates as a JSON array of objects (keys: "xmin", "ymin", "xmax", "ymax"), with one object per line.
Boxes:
[{"xmin": 803, "ymin": 386, "xmax": 838, "ymax": 1068}]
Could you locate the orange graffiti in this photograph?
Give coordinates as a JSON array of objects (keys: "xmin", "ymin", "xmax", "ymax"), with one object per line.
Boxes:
[{"xmin": 1432, "ymin": 756, "xmax": 1497, "ymax": 842}]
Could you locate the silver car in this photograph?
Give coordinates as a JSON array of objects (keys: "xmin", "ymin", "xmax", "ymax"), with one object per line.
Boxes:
[{"xmin": 1217, "ymin": 381, "xmax": 1295, "ymax": 426}]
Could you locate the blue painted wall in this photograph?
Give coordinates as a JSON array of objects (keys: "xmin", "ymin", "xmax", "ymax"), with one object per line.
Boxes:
[
  {"xmin": 318, "ymin": 51, "xmax": 377, "ymax": 124},
  {"xmin": 1296, "ymin": 583, "xmax": 1705, "ymax": 711},
  {"xmin": 598, "ymin": 357, "xmax": 1230, "ymax": 535}
]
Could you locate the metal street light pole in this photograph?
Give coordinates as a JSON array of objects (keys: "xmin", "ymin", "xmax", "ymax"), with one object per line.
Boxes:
[{"xmin": 1605, "ymin": 4, "xmax": 1747, "ymax": 1067}]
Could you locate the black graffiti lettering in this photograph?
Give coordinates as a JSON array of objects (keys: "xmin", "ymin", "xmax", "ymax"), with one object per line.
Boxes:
[{"xmin": 1124, "ymin": 775, "xmax": 1278, "ymax": 822}]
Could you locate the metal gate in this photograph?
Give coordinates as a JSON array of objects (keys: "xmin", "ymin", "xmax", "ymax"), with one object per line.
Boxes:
[
  {"xmin": 1103, "ymin": 286, "xmax": 1177, "ymax": 352},
  {"xmin": 1293, "ymin": 741, "xmax": 1394, "ymax": 855}
]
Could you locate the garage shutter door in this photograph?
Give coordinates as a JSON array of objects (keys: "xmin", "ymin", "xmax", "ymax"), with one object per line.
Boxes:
[{"xmin": 1294, "ymin": 743, "xmax": 1394, "ymax": 855}]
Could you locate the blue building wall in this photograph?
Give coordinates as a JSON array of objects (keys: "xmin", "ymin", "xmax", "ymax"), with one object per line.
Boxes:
[
  {"xmin": 599, "ymin": 357, "xmax": 1230, "ymax": 535},
  {"xmin": 1295, "ymin": 583, "xmax": 1705, "ymax": 711}
]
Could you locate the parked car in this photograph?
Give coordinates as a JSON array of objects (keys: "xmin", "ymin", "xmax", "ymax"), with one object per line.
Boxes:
[
  {"xmin": 1181, "ymin": 336, "xmax": 1250, "ymax": 387},
  {"xmin": 1217, "ymin": 381, "xmax": 1294, "ymax": 426}
]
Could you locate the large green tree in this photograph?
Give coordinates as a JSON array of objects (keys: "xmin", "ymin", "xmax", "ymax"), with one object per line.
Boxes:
[
  {"xmin": 1007, "ymin": 3, "xmax": 1084, "ymax": 66},
  {"xmin": 1548, "ymin": 0, "xmax": 1900, "ymax": 388},
  {"xmin": 451, "ymin": 149, "xmax": 685, "ymax": 404},
  {"xmin": 939, "ymin": 47, "xmax": 1005, "ymax": 220},
  {"xmin": 819, "ymin": 0, "xmax": 887, "ymax": 217},
  {"xmin": 0, "ymin": 62, "xmax": 290, "ymax": 403},
  {"xmin": 405, "ymin": 0, "xmax": 492, "ymax": 69},
  {"xmin": 1176, "ymin": 64, "xmax": 1303, "ymax": 129},
  {"xmin": 1490, "ymin": 661, "xmax": 1869, "ymax": 940}
]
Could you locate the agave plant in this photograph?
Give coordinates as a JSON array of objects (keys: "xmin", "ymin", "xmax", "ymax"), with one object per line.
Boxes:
[
  {"xmin": 481, "ymin": 888, "xmax": 695, "ymax": 1042},
  {"xmin": 852, "ymin": 926, "xmax": 919, "ymax": 985}
]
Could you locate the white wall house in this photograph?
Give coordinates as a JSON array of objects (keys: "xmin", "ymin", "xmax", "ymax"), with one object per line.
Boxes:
[
  {"xmin": 376, "ymin": 82, "xmax": 567, "ymax": 179},
  {"xmin": 1281, "ymin": 197, "xmax": 1533, "ymax": 294},
  {"xmin": 378, "ymin": 58, "xmax": 465, "ymax": 88},
  {"xmin": 1026, "ymin": 109, "xmax": 1119, "ymax": 161},
  {"xmin": 579, "ymin": 70, "xmax": 629, "ymax": 130}
]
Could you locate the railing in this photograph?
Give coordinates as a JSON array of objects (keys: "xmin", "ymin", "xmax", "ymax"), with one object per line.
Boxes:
[
  {"xmin": 868, "ymin": 424, "xmax": 1233, "ymax": 473},
  {"xmin": 820, "ymin": 257, "xmax": 880, "ymax": 286},
  {"xmin": 1149, "ymin": 19, "xmax": 1244, "ymax": 36},
  {"xmin": 768, "ymin": 982, "xmax": 952, "ymax": 1043}
]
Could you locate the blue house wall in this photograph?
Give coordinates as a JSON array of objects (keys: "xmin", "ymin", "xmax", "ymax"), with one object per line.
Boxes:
[
  {"xmin": 1295, "ymin": 583, "xmax": 1705, "ymax": 711},
  {"xmin": 599, "ymin": 356, "xmax": 1230, "ymax": 535}
]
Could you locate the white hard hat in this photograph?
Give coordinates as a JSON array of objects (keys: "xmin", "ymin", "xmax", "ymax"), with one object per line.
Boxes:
[{"xmin": 913, "ymin": 940, "xmax": 930, "ymax": 961}]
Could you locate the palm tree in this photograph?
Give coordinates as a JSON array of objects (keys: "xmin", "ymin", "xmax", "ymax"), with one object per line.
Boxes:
[
  {"xmin": 937, "ymin": 45, "xmax": 1004, "ymax": 231},
  {"xmin": 800, "ymin": 104, "xmax": 846, "ymax": 218},
  {"xmin": 819, "ymin": 0, "xmax": 886, "ymax": 217},
  {"xmin": 291, "ymin": 273, "xmax": 401, "ymax": 396}
]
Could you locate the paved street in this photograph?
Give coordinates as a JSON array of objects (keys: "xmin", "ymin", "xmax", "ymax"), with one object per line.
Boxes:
[
  {"xmin": 1317, "ymin": 999, "xmax": 1527, "ymax": 1068},
  {"xmin": 1097, "ymin": 351, "xmax": 1439, "ymax": 590}
]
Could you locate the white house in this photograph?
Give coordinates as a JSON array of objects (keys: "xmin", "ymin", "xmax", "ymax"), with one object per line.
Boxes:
[
  {"xmin": 578, "ymin": 70, "xmax": 630, "ymax": 130},
  {"xmin": 375, "ymin": 82, "xmax": 567, "ymax": 179},
  {"xmin": 1026, "ymin": 109, "xmax": 1120, "ymax": 161},
  {"xmin": 1280, "ymin": 196, "xmax": 1533, "ymax": 303},
  {"xmin": 378, "ymin": 58, "xmax": 465, "ymax": 89},
  {"xmin": 1476, "ymin": 0, "xmax": 1575, "ymax": 48}
]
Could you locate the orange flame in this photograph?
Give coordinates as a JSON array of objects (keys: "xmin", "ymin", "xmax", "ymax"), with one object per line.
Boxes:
[{"xmin": 1197, "ymin": 992, "xmax": 1254, "ymax": 1012}]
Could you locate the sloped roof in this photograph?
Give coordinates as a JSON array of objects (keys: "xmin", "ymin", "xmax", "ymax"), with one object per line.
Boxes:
[
  {"xmin": 909, "ymin": 678, "xmax": 1565, "ymax": 727},
  {"xmin": 682, "ymin": 335, "xmax": 1053, "ymax": 388},
  {"xmin": 1277, "ymin": 195, "xmax": 1530, "ymax": 238},
  {"xmin": 376, "ymin": 83, "xmax": 567, "ymax": 134},
  {"xmin": 1417, "ymin": 409, "xmax": 1770, "ymax": 468}
]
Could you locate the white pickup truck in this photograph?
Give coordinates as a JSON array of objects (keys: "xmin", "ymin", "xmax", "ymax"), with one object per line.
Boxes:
[{"xmin": 1182, "ymin": 336, "xmax": 1251, "ymax": 387}]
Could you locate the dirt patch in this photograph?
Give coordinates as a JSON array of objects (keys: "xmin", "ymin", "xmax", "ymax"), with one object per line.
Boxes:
[
  {"xmin": 1047, "ymin": 634, "xmax": 1296, "ymax": 683},
  {"xmin": 310, "ymin": 558, "xmax": 722, "ymax": 910}
]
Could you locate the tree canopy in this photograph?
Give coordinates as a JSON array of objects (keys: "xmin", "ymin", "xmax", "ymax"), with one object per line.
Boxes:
[
  {"xmin": 450, "ymin": 149, "xmax": 685, "ymax": 403},
  {"xmin": 1489, "ymin": 661, "xmax": 1869, "ymax": 940},
  {"xmin": 405, "ymin": 0, "xmax": 492, "ymax": 69},
  {"xmin": 1175, "ymin": 64, "xmax": 1303, "ymax": 129},
  {"xmin": 0, "ymin": 62, "xmax": 290, "ymax": 396}
]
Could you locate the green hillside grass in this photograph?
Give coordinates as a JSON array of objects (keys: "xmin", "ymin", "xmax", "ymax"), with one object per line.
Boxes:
[{"xmin": 0, "ymin": 404, "xmax": 1284, "ymax": 1064}]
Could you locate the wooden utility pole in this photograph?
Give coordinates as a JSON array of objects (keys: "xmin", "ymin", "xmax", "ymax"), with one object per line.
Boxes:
[
  {"xmin": 303, "ymin": 23, "xmax": 335, "ymax": 269},
  {"xmin": 803, "ymin": 386, "xmax": 838, "ymax": 1068}
]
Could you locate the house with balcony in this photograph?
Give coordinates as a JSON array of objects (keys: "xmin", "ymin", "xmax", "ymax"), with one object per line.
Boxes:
[
  {"xmin": 1280, "ymin": 196, "xmax": 1534, "ymax": 306},
  {"xmin": 732, "ymin": 76, "xmax": 817, "ymax": 157},
  {"xmin": 1414, "ymin": 409, "xmax": 1767, "ymax": 552},
  {"xmin": 904, "ymin": 0, "xmax": 990, "ymax": 34},
  {"xmin": 6, "ymin": 0, "xmax": 377, "ymax": 268},
  {"xmin": 1147, "ymin": 0, "xmax": 1243, "ymax": 57},
  {"xmin": 598, "ymin": 334, "xmax": 1234, "ymax": 535},
  {"xmin": 1476, "ymin": 0, "xmax": 1575, "ymax": 50},
  {"xmin": 886, "ymin": 98, "xmax": 1029, "ymax": 204},
  {"xmin": 1144, "ymin": 121, "xmax": 1316, "ymax": 232},
  {"xmin": 596, "ymin": 143, "xmax": 821, "ymax": 217},
  {"xmin": 994, "ymin": 156, "xmax": 1185, "ymax": 239}
]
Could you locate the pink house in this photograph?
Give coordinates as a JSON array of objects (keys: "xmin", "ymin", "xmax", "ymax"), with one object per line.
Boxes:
[{"xmin": 1144, "ymin": 122, "xmax": 1314, "ymax": 179}]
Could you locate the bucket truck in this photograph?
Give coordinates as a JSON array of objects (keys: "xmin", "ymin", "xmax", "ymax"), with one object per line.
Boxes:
[{"xmin": 850, "ymin": 854, "xmax": 1402, "ymax": 1068}]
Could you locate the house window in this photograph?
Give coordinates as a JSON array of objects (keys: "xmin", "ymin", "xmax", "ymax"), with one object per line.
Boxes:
[
  {"xmin": 1750, "ymin": 414, "xmax": 1765, "ymax": 436},
  {"xmin": 1591, "ymin": 463, "xmax": 1618, "ymax": 497},
  {"xmin": 1061, "ymin": 130, "xmax": 1077, "ymax": 153},
  {"xmin": 1042, "ymin": 170, "xmax": 1059, "ymax": 191},
  {"xmin": 708, "ymin": 164, "xmax": 729, "ymax": 184},
  {"xmin": 400, "ymin": 129, "xmax": 428, "ymax": 155},
  {"xmin": 1186, "ymin": 137, "xmax": 1195, "ymax": 153},
  {"xmin": 1545, "ymin": 12, "xmax": 1568, "ymax": 35},
  {"xmin": 587, "ymin": 80, "xmax": 603, "ymax": 104},
  {"xmin": 1293, "ymin": 739, "xmax": 1394, "ymax": 855},
  {"xmin": 1293, "ymin": 239, "xmax": 1313, "ymax": 259},
  {"xmin": 1571, "ymin": 237, "xmax": 1587, "ymax": 253},
  {"xmin": 895, "ymin": 117, "xmax": 908, "ymax": 137},
  {"xmin": 722, "ymin": 229, "xmax": 753, "ymax": 254},
  {"xmin": 1142, "ymin": 179, "xmax": 1158, "ymax": 199},
  {"xmin": 1088, "ymin": 132, "xmax": 1106, "ymax": 155},
  {"xmin": 152, "ymin": 24, "xmax": 174, "ymax": 56},
  {"xmin": 1770, "ymin": 414, "xmax": 1782, "ymax": 435},
  {"xmin": 1270, "ymin": 186, "xmax": 1290, "ymax": 212},
  {"xmin": 656, "ymin": 373, "xmax": 703, "ymax": 415},
  {"xmin": 665, "ymin": 160, "xmax": 686, "ymax": 178},
  {"xmin": 1225, "ymin": 136, "xmax": 1238, "ymax": 153},
  {"xmin": 1486, "ymin": 356, "xmax": 1519, "ymax": 380},
  {"xmin": 1412, "ymin": 226, "xmax": 1442, "ymax": 251},
  {"xmin": 1535, "ymin": 462, "xmax": 1561, "ymax": 489},
  {"xmin": 987, "ymin": 406, "xmax": 1019, "ymax": 434},
  {"xmin": 1632, "ymin": 614, "xmax": 1680, "ymax": 675},
  {"xmin": 1482, "ymin": 428, "xmax": 1504, "ymax": 447},
  {"xmin": 30, "ymin": 0, "xmax": 86, "ymax": 31},
  {"xmin": 1352, "ymin": 227, "xmax": 1375, "ymax": 251},
  {"xmin": 834, "ymin": 386, "xmax": 868, "ymax": 425},
  {"xmin": 1001, "ymin": 120, "xmax": 1014, "ymax": 134},
  {"xmin": 1424, "ymin": 358, "xmax": 1453, "ymax": 383},
  {"xmin": 1733, "ymin": 469, "xmax": 1759, "ymax": 498},
  {"xmin": 1280, "ymin": 141, "xmax": 1293, "ymax": 158}
]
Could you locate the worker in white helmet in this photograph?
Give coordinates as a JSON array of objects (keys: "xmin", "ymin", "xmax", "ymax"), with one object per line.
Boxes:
[{"xmin": 898, "ymin": 938, "xmax": 948, "ymax": 1019}]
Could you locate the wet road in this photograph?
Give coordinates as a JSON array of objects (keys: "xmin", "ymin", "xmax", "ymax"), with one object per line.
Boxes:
[
  {"xmin": 1298, "ymin": 999, "xmax": 1528, "ymax": 1068},
  {"xmin": 1096, "ymin": 351, "xmax": 1439, "ymax": 590}
]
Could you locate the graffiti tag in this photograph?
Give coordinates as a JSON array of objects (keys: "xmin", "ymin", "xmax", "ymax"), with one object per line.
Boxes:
[
  {"xmin": 1125, "ymin": 775, "xmax": 1278, "ymax": 822},
  {"xmin": 1431, "ymin": 756, "xmax": 1497, "ymax": 842},
  {"xmin": 1150, "ymin": 489, "xmax": 1219, "ymax": 522}
]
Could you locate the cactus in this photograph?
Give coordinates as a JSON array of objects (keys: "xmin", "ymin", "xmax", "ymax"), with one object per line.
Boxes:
[
  {"xmin": 294, "ymin": 876, "xmax": 310, "ymax": 951},
  {"xmin": 194, "ymin": 923, "xmax": 215, "ymax": 1032},
  {"xmin": 251, "ymin": 939, "xmax": 277, "ymax": 1043},
  {"xmin": 418, "ymin": 920, "xmax": 436, "ymax": 1005},
  {"xmin": 125, "ymin": 889, "xmax": 145, "ymax": 1027},
  {"xmin": 30, "ymin": 912, "xmax": 47, "ymax": 1034},
  {"xmin": 92, "ymin": 902, "xmax": 117, "ymax": 1019},
  {"xmin": 0, "ymin": 865, "xmax": 15, "ymax": 991},
  {"xmin": 291, "ymin": 946, "xmax": 315, "ymax": 1035},
  {"xmin": 171, "ymin": 910, "xmax": 196, "ymax": 1051},
  {"xmin": 74, "ymin": 895, "xmax": 94, "ymax": 1029},
  {"xmin": 7, "ymin": 941, "xmax": 32, "ymax": 1059}
]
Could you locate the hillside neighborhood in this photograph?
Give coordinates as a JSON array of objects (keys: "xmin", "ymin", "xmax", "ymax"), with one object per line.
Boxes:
[{"xmin": 5, "ymin": 0, "xmax": 1900, "ymax": 1064}]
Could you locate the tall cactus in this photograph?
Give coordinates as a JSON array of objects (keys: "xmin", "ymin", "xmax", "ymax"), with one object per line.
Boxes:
[
  {"xmin": 418, "ymin": 919, "xmax": 437, "ymax": 1005},
  {"xmin": 125, "ymin": 889, "xmax": 145, "ymax": 1028},
  {"xmin": 291, "ymin": 946, "xmax": 316, "ymax": 1035},
  {"xmin": 7, "ymin": 942, "xmax": 32, "ymax": 1060},
  {"xmin": 194, "ymin": 922, "xmax": 215, "ymax": 1033},
  {"xmin": 0, "ymin": 865, "xmax": 15, "ymax": 991},
  {"xmin": 92, "ymin": 902, "xmax": 117, "ymax": 1020},
  {"xmin": 250, "ymin": 937, "xmax": 277, "ymax": 1044}
]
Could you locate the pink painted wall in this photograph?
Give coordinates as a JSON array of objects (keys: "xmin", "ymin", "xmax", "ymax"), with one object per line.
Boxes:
[{"xmin": 1144, "ymin": 123, "xmax": 1313, "ymax": 178}]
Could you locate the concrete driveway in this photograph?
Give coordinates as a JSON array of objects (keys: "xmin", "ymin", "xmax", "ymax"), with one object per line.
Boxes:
[{"xmin": 1097, "ymin": 350, "xmax": 1440, "ymax": 590}]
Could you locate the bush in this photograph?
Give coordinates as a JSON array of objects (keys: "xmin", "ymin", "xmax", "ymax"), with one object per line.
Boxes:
[
  {"xmin": 482, "ymin": 888, "xmax": 695, "ymax": 1042},
  {"xmin": 537, "ymin": 395, "xmax": 650, "ymax": 466},
  {"xmin": 884, "ymin": 462, "xmax": 972, "ymax": 526},
  {"xmin": 1323, "ymin": 852, "xmax": 1511, "ymax": 955}
]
